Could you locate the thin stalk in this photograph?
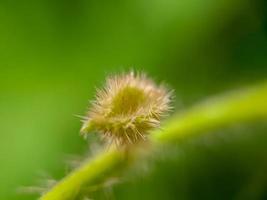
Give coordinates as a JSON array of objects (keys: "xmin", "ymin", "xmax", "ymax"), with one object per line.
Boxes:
[
  {"xmin": 40, "ymin": 82, "xmax": 267, "ymax": 200},
  {"xmin": 152, "ymin": 82, "xmax": 267, "ymax": 142},
  {"xmin": 40, "ymin": 148, "xmax": 124, "ymax": 200}
]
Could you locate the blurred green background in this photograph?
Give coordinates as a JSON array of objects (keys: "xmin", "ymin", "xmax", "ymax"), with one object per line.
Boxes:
[{"xmin": 0, "ymin": 0, "xmax": 267, "ymax": 199}]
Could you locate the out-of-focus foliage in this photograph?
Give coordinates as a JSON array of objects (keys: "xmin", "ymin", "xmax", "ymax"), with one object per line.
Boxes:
[{"xmin": 0, "ymin": 0, "xmax": 266, "ymax": 199}]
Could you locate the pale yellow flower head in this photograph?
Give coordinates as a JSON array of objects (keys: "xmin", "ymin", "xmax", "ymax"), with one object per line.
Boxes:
[{"xmin": 81, "ymin": 71, "xmax": 172, "ymax": 145}]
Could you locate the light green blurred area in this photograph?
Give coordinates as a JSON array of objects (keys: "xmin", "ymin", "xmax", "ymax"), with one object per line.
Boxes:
[{"xmin": 0, "ymin": 0, "xmax": 267, "ymax": 199}]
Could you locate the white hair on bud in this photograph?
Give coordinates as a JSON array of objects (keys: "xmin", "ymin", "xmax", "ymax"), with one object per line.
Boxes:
[{"xmin": 81, "ymin": 71, "xmax": 172, "ymax": 145}]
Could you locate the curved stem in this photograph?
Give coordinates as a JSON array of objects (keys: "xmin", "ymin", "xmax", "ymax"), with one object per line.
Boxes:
[
  {"xmin": 151, "ymin": 82, "xmax": 267, "ymax": 142},
  {"xmin": 40, "ymin": 82, "xmax": 267, "ymax": 200},
  {"xmin": 40, "ymin": 148, "xmax": 125, "ymax": 200}
]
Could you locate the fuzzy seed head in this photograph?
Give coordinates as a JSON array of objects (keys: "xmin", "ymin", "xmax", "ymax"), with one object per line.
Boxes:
[{"xmin": 81, "ymin": 72, "xmax": 172, "ymax": 145}]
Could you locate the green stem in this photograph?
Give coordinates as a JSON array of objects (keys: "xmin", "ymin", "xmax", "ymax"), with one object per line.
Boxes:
[
  {"xmin": 40, "ymin": 82, "xmax": 267, "ymax": 200},
  {"xmin": 40, "ymin": 148, "xmax": 124, "ymax": 200},
  {"xmin": 152, "ymin": 82, "xmax": 267, "ymax": 142}
]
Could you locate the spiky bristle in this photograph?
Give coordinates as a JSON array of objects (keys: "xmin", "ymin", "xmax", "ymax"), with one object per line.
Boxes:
[{"xmin": 81, "ymin": 71, "xmax": 172, "ymax": 145}]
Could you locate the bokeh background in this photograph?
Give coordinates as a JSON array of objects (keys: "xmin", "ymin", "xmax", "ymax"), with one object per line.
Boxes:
[{"xmin": 0, "ymin": 0, "xmax": 267, "ymax": 199}]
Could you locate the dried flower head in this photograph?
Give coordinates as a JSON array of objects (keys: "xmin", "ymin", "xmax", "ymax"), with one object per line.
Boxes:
[{"xmin": 81, "ymin": 71, "xmax": 172, "ymax": 145}]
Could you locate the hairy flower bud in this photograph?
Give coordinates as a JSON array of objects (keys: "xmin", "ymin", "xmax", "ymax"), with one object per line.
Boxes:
[{"xmin": 81, "ymin": 72, "xmax": 172, "ymax": 145}]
